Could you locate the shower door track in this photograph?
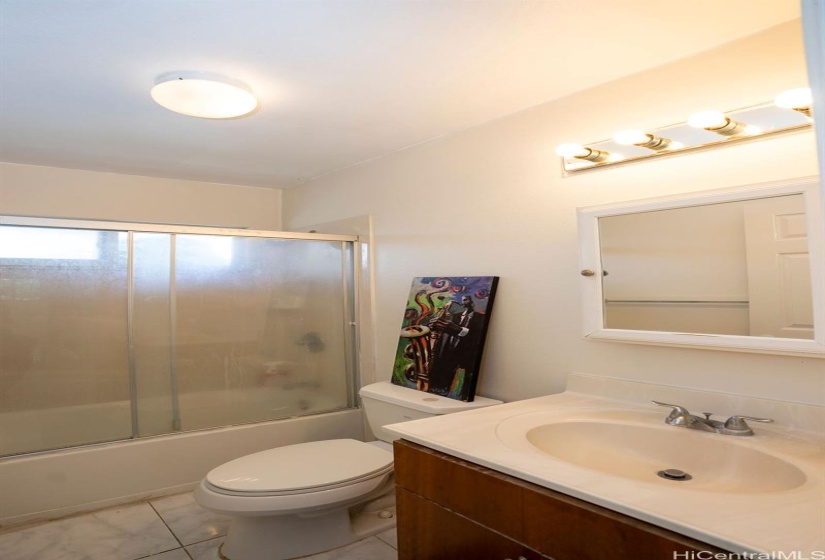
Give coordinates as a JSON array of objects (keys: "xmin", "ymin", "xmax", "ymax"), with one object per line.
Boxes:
[{"xmin": 0, "ymin": 216, "xmax": 358, "ymax": 243}]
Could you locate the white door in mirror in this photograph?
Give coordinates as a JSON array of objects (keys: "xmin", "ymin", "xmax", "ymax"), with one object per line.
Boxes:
[{"xmin": 744, "ymin": 195, "xmax": 814, "ymax": 339}]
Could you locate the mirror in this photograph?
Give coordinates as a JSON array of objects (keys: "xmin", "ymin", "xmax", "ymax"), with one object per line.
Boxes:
[{"xmin": 578, "ymin": 177, "xmax": 825, "ymax": 356}]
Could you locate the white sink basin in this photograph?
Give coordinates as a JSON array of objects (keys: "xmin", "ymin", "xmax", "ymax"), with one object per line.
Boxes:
[{"xmin": 523, "ymin": 420, "xmax": 807, "ymax": 493}]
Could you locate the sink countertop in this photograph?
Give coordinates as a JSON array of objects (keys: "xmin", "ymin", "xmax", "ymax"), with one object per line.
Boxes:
[{"xmin": 384, "ymin": 390, "xmax": 825, "ymax": 555}]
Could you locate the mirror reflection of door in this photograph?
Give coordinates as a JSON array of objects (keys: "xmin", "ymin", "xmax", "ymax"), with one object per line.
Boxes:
[{"xmin": 743, "ymin": 196, "xmax": 814, "ymax": 339}]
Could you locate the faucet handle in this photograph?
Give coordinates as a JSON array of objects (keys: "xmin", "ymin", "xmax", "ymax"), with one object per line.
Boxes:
[
  {"xmin": 723, "ymin": 415, "xmax": 774, "ymax": 436},
  {"xmin": 652, "ymin": 400, "xmax": 692, "ymax": 425},
  {"xmin": 652, "ymin": 400, "xmax": 691, "ymax": 414}
]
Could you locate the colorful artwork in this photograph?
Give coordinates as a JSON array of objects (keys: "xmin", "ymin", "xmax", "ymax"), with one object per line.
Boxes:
[{"xmin": 391, "ymin": 276, "xmax": 499, "ymax": 402}]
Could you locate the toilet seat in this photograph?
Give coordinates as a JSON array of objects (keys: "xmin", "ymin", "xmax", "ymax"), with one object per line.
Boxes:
[
  {"xmin": 198, "ymin": 438, "xmax": 395, "ymax": 515},
  {"xmin": 205, "ymin": 439, "xmax": 393, "ymax": 497}
]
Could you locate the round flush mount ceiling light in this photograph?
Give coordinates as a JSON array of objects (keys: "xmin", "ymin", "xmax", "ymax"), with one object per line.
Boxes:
[{"xmin": 150, "ymin": 71, "xmax": 258, "ymax": 119}]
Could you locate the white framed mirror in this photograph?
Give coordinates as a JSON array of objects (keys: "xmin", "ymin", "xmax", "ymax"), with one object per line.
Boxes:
[{"xmin": 577, "ymin": 177, "xmax": 825, "ymax": 356}]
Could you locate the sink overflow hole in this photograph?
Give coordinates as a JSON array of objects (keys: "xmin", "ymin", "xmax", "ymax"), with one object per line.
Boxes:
[{"xmin": 657, "ymin": 469, "xmax": 692, "ymax": 481}]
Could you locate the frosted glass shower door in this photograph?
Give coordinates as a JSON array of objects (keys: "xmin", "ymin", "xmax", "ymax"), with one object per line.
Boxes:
[
  {"xmin": 171, "ymin": 234, "xmax": 355, "ymax": 431},
  {"xmin": 0, "ymin": 219, "xmax": 359, "ymax": 455},
  {"xmin": 0, "ymin": 226, "xmax": 131, "ymax": 456}
]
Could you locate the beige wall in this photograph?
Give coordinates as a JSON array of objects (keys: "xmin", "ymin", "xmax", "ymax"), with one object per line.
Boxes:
[
  {"xmin": 283, "ymin": 21, "xmax": 825, "ymax": 406},
  {"xmin": 0, "ymin": 163, "xmax": 282, "ymax": 230}
]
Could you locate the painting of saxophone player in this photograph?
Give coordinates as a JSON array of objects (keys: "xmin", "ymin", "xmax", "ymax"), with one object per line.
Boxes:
[{"xmin": 392, "ymin": 276, "xmax": 499, "ymax": 402}]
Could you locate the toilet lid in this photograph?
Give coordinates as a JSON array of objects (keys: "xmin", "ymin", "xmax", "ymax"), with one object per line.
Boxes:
[{"xmin": 205, "ymin": 439, "xmax": 394, "ymax": 494}]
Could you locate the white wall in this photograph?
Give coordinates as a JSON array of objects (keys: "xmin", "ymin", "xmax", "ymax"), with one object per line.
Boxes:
[
  {"xmin": 283, "ymin": 21, "xmax": 825, "ymax": 406},
  {"xmin": 0, "ymin": 163, "xmax": 282, "ymax": 230}
]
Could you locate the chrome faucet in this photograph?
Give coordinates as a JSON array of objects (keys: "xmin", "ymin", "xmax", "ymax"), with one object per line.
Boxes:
[{"xmin": 652, "ymin": 401, "xmax": 773, "ymax": 436}]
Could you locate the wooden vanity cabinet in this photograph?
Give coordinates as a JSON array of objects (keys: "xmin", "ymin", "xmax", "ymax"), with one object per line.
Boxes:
[{"xmin": 394, "ymin": 440, "xmax": 728, "ymax": 560}]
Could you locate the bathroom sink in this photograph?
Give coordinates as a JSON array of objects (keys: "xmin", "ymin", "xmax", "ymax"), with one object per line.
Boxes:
[
  {"xmin": 523, "ymin": 421, "xmax": 806, "ymax": 493},
  {"xmin": 389, "ymin": 386, "xmax": 825, "ymax": 554}
]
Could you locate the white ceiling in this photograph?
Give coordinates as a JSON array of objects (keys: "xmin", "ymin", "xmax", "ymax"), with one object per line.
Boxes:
[{"xmin": 0, "ymin": 0, "xmax": 800, "ymax": 189}]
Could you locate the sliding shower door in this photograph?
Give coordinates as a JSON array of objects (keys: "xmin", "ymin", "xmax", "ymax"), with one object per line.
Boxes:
[
  {"xmin": 0, "ymin": 226, "xmax": 132, "ymax": 456},
  {"xmin": 169, "ymin": 233, "xmax": 355, "ymax": 431},
  {"xmin": 0, "ymin": 219, "xmax": 358, "ymax": 457}
]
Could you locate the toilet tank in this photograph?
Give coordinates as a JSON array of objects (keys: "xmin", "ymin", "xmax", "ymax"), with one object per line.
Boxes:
[{"xmin": 358, "ymin": 382, "xmax": 502, "ymax": 443}]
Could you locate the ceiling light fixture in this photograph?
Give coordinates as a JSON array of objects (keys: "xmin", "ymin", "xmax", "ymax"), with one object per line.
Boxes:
[
  {"xmin": 775, "ymin": 87, "xmax": 813, "ymax": 118},
  {"xmin": 150, "ymin": 71, "xmax": 258, "ymax": 119}
]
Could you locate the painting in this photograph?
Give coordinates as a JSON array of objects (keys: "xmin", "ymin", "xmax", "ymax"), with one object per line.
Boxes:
[{"xmin": 391, "ymin": 276, "xmax": 499, "ymax": 402}]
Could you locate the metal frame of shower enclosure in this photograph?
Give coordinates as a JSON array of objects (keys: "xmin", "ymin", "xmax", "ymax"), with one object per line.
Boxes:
[{"xmin": 0, "ymin": 215, "xmax": 361, "ymax": 447}]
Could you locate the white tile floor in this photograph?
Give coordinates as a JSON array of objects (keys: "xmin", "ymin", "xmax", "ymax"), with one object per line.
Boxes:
[{"xmin": 0, "ymin": 493, "xmax": 398, "ymax": 560}]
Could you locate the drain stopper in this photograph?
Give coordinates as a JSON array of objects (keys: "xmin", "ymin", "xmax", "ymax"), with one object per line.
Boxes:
[
  {"xmin": 662, "ymin": 469, "xmax": 686, "ymax": 479},
  {"xmin": 658, "ymin": 468, "xmax": 691, "ymax": 481}
]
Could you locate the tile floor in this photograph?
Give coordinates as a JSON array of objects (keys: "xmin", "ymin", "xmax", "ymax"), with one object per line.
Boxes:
[{"xmin": 0, "ymin": 492, "xmax": 398, "ymax": 560}]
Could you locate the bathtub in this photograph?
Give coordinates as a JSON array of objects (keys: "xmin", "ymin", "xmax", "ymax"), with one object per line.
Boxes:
[{"xmin": 0, "ymin": 386, "xmax": 364, "ymax": 528}]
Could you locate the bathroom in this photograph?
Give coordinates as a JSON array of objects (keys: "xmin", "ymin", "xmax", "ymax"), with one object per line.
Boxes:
[{"xmin": 1, "ymin": 1, "xmax": 823, "ymax": 559}]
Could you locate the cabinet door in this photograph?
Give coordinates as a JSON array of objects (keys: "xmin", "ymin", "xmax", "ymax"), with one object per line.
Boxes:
[
  {"xmin": 394, "ymin": 440, "xmax": 727, "ymax": 560},
  {"xmin": 523, "ymin": 489, "xmax": 714, "ymax": 559},
  {"xmin": 397, "ymin": 488, "xmax": 546, "ymax": 560},
  {"xmin": 394, "ymin": 437, "xmax": 523, "ymax": 539}
]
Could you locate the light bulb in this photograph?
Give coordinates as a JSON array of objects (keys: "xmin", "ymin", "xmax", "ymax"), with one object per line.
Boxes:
[
  {"xmin": 688, "ymin": 110, "xmax": 748, "ymax": 136},
  {"xmin": 555, "ymin": 143, "xmax": 588, "ymax": 158},
  {"xmin": 555, "ymin": 143, "xmax": 612, "ymax": 163},
  {"xmin": 613, "ymin": 129, "xmax": 651, "ymax": 146},
  {"xmin": 775, "ymin": 88, "xmax": 812, "ymax": 110},
  {"xmin": 613, "ymin": 129, "xmax": 673, "ymax": 151},
  {"xmin": 688, "ymin": 110, "xmax": 728, "ymax": 129}
]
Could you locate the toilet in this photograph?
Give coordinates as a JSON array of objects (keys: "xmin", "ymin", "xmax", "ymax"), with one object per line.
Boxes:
[{"xmin": 194, "ymin": 381, "xmax": 502, "ymax": 560}]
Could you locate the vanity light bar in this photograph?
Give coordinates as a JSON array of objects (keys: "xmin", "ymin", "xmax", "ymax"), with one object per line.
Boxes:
[{"xmin": 555, "ymin": 87, "xmax": 813, "ymax": 173}]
